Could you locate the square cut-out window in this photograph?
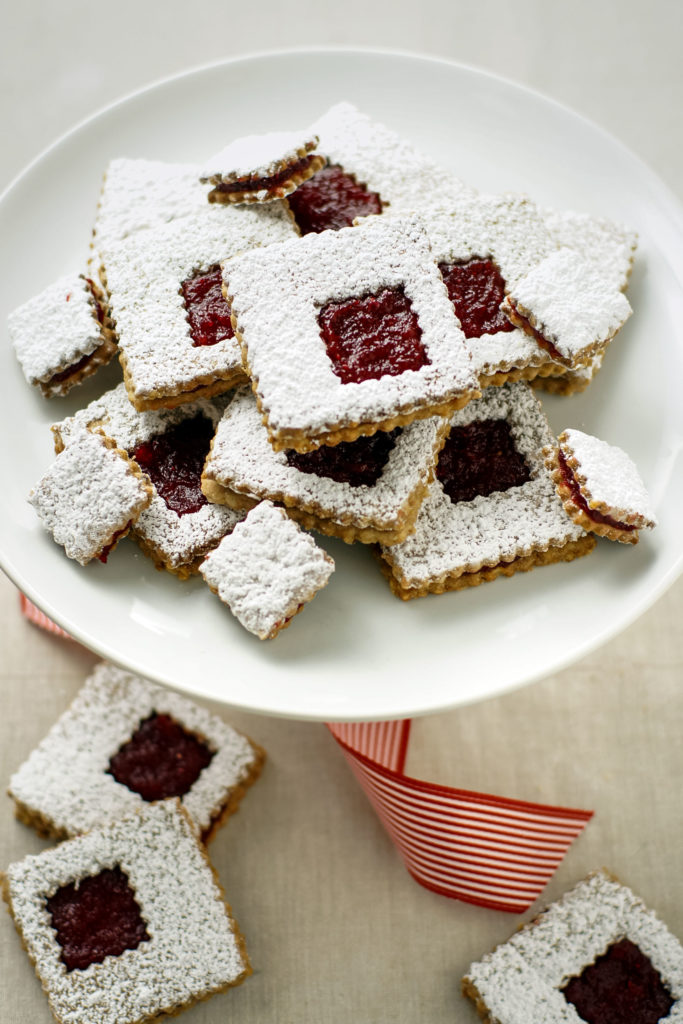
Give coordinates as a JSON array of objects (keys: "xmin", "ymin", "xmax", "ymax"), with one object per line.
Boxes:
[
  {"xmin": 181, "ymin": 265, "xmax": 234, "ymax": 348},
  {"xmin": 288, "ymin": 164, "xmax": 383, "ymax": 234},
  {"xmin": 132, "ymin": 414, "xmax": 214, "ymax": 516},
  {"xmin": 108, "ymin": 712, "xmax": 214, "ymax": 801},
  {"xmin": 436, "ymin": 417, "xmax": 530, "ymax": 504},
  {"xmin": 439, "ymin": 258, "xmax": 515, "ymax": 339}
]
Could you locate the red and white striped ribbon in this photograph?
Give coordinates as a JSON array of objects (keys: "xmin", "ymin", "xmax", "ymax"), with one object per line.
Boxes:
[{"xmin": 20, "ymin": 595, "xmax": 592, "ymax": 913}]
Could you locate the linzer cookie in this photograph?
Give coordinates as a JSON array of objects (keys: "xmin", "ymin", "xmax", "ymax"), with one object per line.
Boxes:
[
  {"xmin": 202, "ymin": 386, "xmax": 451, "ymax": 544},
  {"xmin": 378, "ymin": 383, "xmax": 595, "ymax": 599},
  {"xmin": 200, "ymin": 501, "xmax": 335, "ymax": 639},
  {"xmin": 28, "ymin": 432, "xmax": 152, "ymax": 565},
  {"xmin": 53, "ymin": 383, "xmax": 243, "ymax": 577},
  {"xmin": 462, "ymin": 871, "xmax": 683, "ymax": 1024},
  {"xmin": 502, "ymin": 247, "xmax": 633, "ymax": 369},
  {"xmin": 201, "ymin": 127, "xmax": 326, "ymax": 204},
  {"xmin": 544, "ymin": 428, "xmax": 657, "ymax": 544},
  {"xmin": 224, "ymin": 214, "xmax": 480, "ymax": 452},
  {"xmin": 1, "ymin": 801, "xmax": 251, "ymax": 1024},
  {"xmin": 9, "ymin": 661, "xmax": 264, "ymax": 843},
  {"xmin": 8, "ymin": 272, "xmax": 116, "ymax": 397},
  {"xmin": 102, "ymin": 203, "xmax": 295, "ymax": 411}
]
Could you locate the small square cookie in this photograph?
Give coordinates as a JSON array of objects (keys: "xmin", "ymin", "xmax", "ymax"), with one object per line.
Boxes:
[
  {"xmin": 202, "ymin": 386, "xmax": 450, "ymax": 544},
  {"xmin": 224, "ymin": 214, "xmax": 480, "ymax": 452},
  {"xmin": 52, "ymin": 383, "xmax": 243, "ymax": 577},
  {"xmin": 9, "ymin": 661, "xmax": 264, "ymax": 843},
  {"xmin": 28, "ymin": 432, "xmax": 153, "ymax": 565},
  {"xmin": 200, "ymin": 501, "xmax": 335, "ymax": 639},
  {"xmin": 378, "ymin": 383, "xmax": 595, "ymax": 598},
  {"xmin": 201, "ymin": 127, "xmax": 326, "ymax": 204},
  {"xmin": 462, "ymin": 871, "xmax": 683, "ymax": 1024},
  {"xmin": 102, "ymin": 202, "xmax": 295, "ymax": 411},
  {"xmin": 1, "ymin": 801, "xmax": 251, "ymax": 1024},
  {"xmin": 543, "ymin": 428, "xmax": 657, "ymax": 544},
  {"xmin": 8, "ymin": 272, "xmax": 116, "ymax": 397}
]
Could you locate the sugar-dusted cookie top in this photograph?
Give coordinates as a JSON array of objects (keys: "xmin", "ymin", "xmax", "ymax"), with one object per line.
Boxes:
[
  {"xmin": 28, "ymin": 432, "xmax": 152, "ymax": 565},
  {"xmin": 200, "ymin": 501, "xmax": 335, "ymax": 639},
  {"xmin": 543, "ymin": 208, "xmax": 637, "ymax": 292},
  {"xmin": 102, "ymin": 203, "xmax": 295, "ymax": 409},
  {"xmin": 379, "ymin": 382, "xmax": 590, "ymax": 596},
  {"xmin": 544, "ymin": 427, "xmax": 657, "ymax": 544},
  {"xmin": 202, "ymin": 386, "xmax": 450, "ymax": 544},
  {"xmin": 8, "ymin": 272, "xmax": 114, "ymax": 396},
  {"xmin": 224, "ymin": 214, "xmax": 479, "ymax": 451},
  {"xmin": 2, "ymin": 801, "xmax": 250, "ymax": 1024},
  {"xmin": 9, "ymin": 661, "xmax": 263, "ymax": 841},
  {"xmin": 201, "ymin": 127, "xmax": 325, "ymax": 203},
  {"xmin": 462, "ymin": 871, "xmax": 683, "ymax": 1024}
]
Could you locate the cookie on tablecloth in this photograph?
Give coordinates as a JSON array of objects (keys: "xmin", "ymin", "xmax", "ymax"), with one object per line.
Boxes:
[
  {"xmin": 462, "ymin": 870, "xmax": 683, "ymax": 1024},
  {"xmin": 378, "ymin": 383, "xmax": 595, "ymax": 598},
  {"xmin": 202, "ymin": 386, "xmax": 451, "ymax": 544},
  {"xmin": 28, "ymin": 432, "xmax": 152, "ymax": 565},
  {"xmin": 201, "ymin": 127, "xmax": 325, "ymax": 204},
  {"xmin": 9, "ymin": 661, "xmax": 264, "ymax": 843},
  {"xmin": 543, "ymin": 428, "xmax": 657, "ymax": 544},
  {"xmin": 8, "ymin": 272, "xmax": 116, "ymax": 397},
  {"xmin": 1, "ymin": 801, "xmax": 250, "ymax": 1024},
  {"xmin": 224, "ymin": 213, "xmax": 479, "ymax": 452},
  {"xmin": 200, "ymin": 501, "xmax": 335, "ymax": 639}
]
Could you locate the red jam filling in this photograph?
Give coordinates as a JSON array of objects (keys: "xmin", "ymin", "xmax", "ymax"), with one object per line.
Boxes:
[
  {"xmin": 319, "ymin": 286, "xmax": 429, "ymax": 385},
  {"xmin": 108, "ymin": 712, "xmax": 214, "ymax": 801},
  {"xmin": 46, "ymin": 867, "xmax": 149, "ymax": 972},
  {"xmin": 285, "ymin": 427, "xmax": 401, "ymax": 487},
  {"xmin": 506, "ymin": 299, "xmax": 563, "ymax": 361},
  {"xmin": 132, "ymin": 415, "xmax": 214, "ymax": 516},
  {"xmin": 180, "ymin": 265, "xmax": 234, "ymax": 347},
  {"xmin": 287, "ymin": 164, "xmax": 383, "ymax": 234},
  {"xmin": 439, "ymin": 259, "xmax": 515, "ymax": 339},
  {"xmin": 98, "ymin": 524, "xmax": 131, "ymax": 564},
  {"xmin": 562, "ymin": 938, "xmax": 674, "ymax": 1024},
  {"xmin": 557, "ymin": 449, "xmax": 635, "ymax": 532},
  {"xmin": 437, "ymin": 418, "xmax": 530, "ymax": 504},
  {"xmin": 214, "ymin": 154, "xmax": 317, "ymax": 194}
]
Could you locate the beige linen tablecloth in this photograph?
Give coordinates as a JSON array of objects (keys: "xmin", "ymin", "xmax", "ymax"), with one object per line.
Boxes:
[{"xmin": 2, "ymin": 3, "xmax": 683, "ymax": 1021}]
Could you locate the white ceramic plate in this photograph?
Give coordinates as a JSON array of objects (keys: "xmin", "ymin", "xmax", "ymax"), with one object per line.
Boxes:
[{"xmin": 2, "ymin": 49, "xmax": 682, "ymax": 721}]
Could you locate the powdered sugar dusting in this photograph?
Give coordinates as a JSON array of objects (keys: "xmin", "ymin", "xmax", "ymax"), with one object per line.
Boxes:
[
  {"xmin": 9, "ymin": 661, "xmax": 261, "ymax": 838},
  {"xmin": 543, "ymin": 209, "xmax": 637, "ymax": 292},
  {"xmin": 463, "ymin": 871, "xmax": 683, "ymax": 1023},
  {"xmin": 3, "ymin": 801, "xmax": 249, "ymax": 1024},
  {"xmin": 200, "ymin": 501, "xmax": 334, "ymax": 639},
  {"xmin": 560, "ymin": 428, "xmax": 657, "ymax": 526},
  {"xmin": 28, "ymin": 433, "xmax": 151, "ymax": 565},
  {"xmin": 201, "ymin": 128, "xmax": 318, "ymax": 182}
]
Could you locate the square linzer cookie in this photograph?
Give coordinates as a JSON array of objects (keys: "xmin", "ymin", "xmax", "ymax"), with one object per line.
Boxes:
[
  {"xmin": 28, "ymin": 432, "xmax": 153, "ymax": 565},
  {"xmin": 1, "ymin": 801, "xmax": 251, "ymax": 1024},
  {"xmin": 200, "ymin": 501, "xmax": 335, "ymax": 639},
  {"xmin": 462, "ymin": 871, "xmax": 683, "ymax": 1024},
  {"xmin": 8, "ymin": 272, "xmax": 116, "ymax": 397},
  {"xmin": 200, "ymin": 127, "xmax": 326, "ymax": 204},
  {"xmin": 9, "ymin": 661, "xmax": 264, "ymax": 843},
  {"xmin": 378, "ymin": 382, "xmax": 595, "ymax": 599},
  {"xmin": 224, "ymin": 214, "xmax": 480, "ymax": 452},
  {"xmin": 102, "ymin": 202, "xmax": 295, "ymax": 411},
  {"xmin": 202, "ymin": 386, "xmax": 450, "ymax": 544},
  {"xmin": 543, "ymin": 428, "xmax": 657, "ymax": 544},
  {"xmin": 52, "ymin": 383, "xmax": 243, "ymax": 578}
]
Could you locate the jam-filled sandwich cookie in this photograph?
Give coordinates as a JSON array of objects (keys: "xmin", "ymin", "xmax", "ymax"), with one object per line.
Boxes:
[
  {"xmin": 544, "ymin": 428, "xmax": 657, "ymax": 544},
  {"xmin": 8, "ymin": 272, "xmax": 116, "ymax": 397},
  {"xmin": 378, "ymin": 383, "xmax": 595, "ymax": 599},
  {"xmin": 1, "ymin": 801, "xmax": 251, "ymax": 1024},
  {"xmin": 200, "ymin": 501, "xmax": 335, "ymax": 640},
  {"xmin": 8, "ymin": 661, "xmax": 264, "ymax": 844},
  {"xmin": 202, "ymin": 386, "xmax": 451, "ymax": 545},
  {"xmin": 200, "ymin": 127, "xmax": 326, "ymax": 205},
  {"xmin": 28, "ymin": 432, "xmax": 153, "ymax": 566},
  {"xmin": 224, "ymin": 214, "xmax": 480, "ymax": 452},
  {"xmin": 101, "ymin": 204, "xmax": 294, "ymax": 412},
  {"xmin": 462, "ymin": 871, "xmax": 683, "ymax": 1024},
  {"xmin": 53, "ymin": 384, "xmax": 243, "ymax": 578}
]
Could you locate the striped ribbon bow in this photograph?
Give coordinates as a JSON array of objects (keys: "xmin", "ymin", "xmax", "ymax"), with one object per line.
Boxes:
[{"xmin": 21, "ymin": 594, "xmax": 592, "ymax": 914}]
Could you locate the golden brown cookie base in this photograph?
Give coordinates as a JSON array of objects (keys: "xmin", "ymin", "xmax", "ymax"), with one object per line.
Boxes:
[
  {"xmin": 120, "ymin": 354, "xmax": 247, "ymax": 412},
  {"xmin": 379, "ymin": 534, "xmax": 597, "ymax": 600},
  {"xmin": 543, "ymin": 444, "xmax": 642, "ymax": 544},
  {"xmin": 131, "ymin": 532, "xmax": 207, "ymax": 580},
  {"xmin": 201, "ymin": 738, "xmax": 266, "ymax": 844},
  {"xmin": 207, "ymin": 154, "xmax": 326, "ymax": 205},
  {"xmin": 40, "ymin": 336, "xmax": 118, "ymax": 398},
  {"xmin": 478, "ymin": 358, "xmax": 566, "ymax": 390},
  {"xmin": 460, "ymin": 976, "xmax": 497, "ymax": 1024},
  {"xmin": 531, "ymin": 369, "xmax": 595, "ymax": 396}
]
